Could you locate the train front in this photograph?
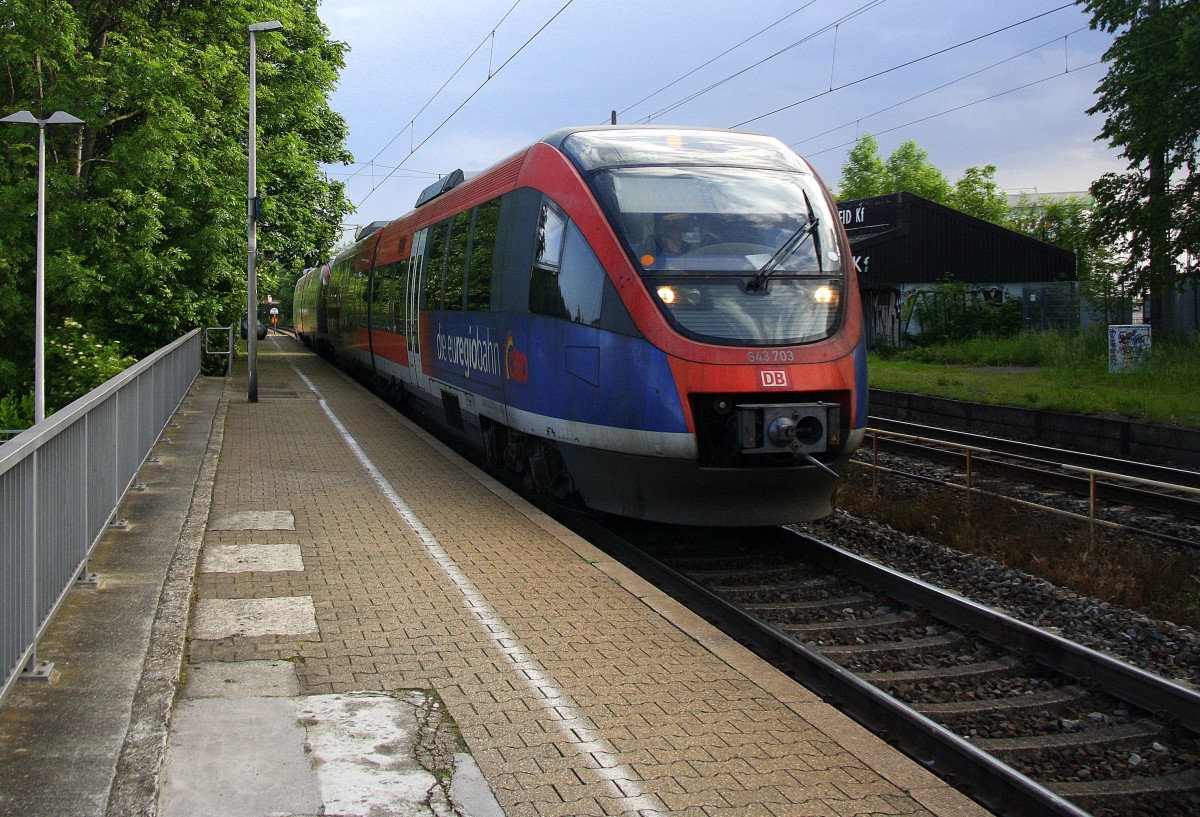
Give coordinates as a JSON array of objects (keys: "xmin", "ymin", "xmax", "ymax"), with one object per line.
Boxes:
[{"xmin": 554, "ymin": 128, "xmax": 866, "ymax": 526}]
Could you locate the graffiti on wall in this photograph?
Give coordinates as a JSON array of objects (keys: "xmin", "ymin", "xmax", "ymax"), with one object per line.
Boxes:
[{"xmin": 1108, "ymin": 324, "xmax": 1151, "ymax": 373}]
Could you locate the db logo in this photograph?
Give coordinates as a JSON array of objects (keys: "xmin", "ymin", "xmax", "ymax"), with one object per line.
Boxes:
[{"xmin": 760, "ymin": 370, "xmax": 788, "ymax": 388}]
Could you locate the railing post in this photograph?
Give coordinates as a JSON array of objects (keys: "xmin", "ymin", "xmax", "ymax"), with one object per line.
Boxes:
[
  {"xmin": 871, "ymin": 430, "xmax": 879, "ymax": 501},
  {"xmin": 1088, "ymin": 471, "xmax": 1097, "ymax": 550},
  {"xmin": 22, "ymin": 448, "xmax": 52, "ymax": 680}
]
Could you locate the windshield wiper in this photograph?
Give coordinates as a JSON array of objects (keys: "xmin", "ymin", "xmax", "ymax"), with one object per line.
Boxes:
[{"xmin": 746, "ymin": 191, "xmax": 820, "ymax": 292}]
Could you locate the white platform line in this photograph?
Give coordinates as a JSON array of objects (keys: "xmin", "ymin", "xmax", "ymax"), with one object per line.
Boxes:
[{"xmin": 290, "ymin": 364, "xmax": 662, "ymax": 816}]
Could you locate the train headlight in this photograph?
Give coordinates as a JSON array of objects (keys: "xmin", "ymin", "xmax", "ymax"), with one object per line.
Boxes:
[
  {"xmin": 814, "ymin": 285, "xmax": 837, "ymax": 305},
  {"xmin": 657, "ymin": 285, "xmax": 701, "ymax": 307}
]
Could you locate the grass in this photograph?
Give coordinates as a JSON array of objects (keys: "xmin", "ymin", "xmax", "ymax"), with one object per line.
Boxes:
[{"xmin": 869, "ymin": 330, "xmax": 1200, "ymax": 428}]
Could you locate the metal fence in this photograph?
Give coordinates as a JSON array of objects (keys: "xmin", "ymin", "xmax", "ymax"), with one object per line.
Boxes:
[{"xmin": 1, "ymin": 329, "xmax": 201, "ymax": 706}]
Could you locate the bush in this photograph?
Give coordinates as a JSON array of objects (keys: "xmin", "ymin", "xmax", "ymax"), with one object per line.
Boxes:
[
  {"xmin": 869, "ymin": 333, "xmax": 901, "ymax": 360},
  {"xmin": 46, "ymin": 318, "xmax": 136, "ymax": 412},
  {"xmin": 905, "ymin": 280, "xmax": 1022, "ymax": 345},
  {"xmin": 0, "ymin": 391, "xmax": 33, "ymax": 431}
]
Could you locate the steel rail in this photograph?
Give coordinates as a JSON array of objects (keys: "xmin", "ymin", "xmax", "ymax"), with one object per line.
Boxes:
[
  {"xmin": 786, "ymin": 528, "xmax": 1200, "ymax": 735},
  {"xmin": 566, "ymin": 514, "xmax": 1094, "ymax": 817}
]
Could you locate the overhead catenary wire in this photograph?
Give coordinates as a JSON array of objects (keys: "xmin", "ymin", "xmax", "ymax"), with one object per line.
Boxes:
[
  {"xmin": 803, "ymin": 59, "xmax": 1105, "ymax": 160},
  {"xmin": 355, "ymin": 0, "xmax": 577, "ymax": 208},
  {"xmin": 799, "ymin": 21, "xmax": 1189, "ymax": 161},
  {"xmin": 608, "ymin": 0, "xmax": 823, "ymax": 124},
  {"xmin": 634, "ymin": 0, "xmax": 891, "ymax": 124},
  {"xmin": 343, "ymin": 0, "xmax": 527, "ymax": 187},
  {"xmin": 790, "ymin": 26, "xmax": 1090, "ymax": 148},
  {"xmin": 731, "ymin": 2, "xmax": 1076, "ymax": 128}
]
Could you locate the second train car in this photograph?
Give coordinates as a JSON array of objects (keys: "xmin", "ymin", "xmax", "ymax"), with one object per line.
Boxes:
[{"xmin": 295, "ymin": 126, "xmax": 867, "ymax": 525}]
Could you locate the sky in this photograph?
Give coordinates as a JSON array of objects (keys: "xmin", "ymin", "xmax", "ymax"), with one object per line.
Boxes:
[{"xmin": 314, "ymin": 0, "xmax": 1125, "ymax": 239}]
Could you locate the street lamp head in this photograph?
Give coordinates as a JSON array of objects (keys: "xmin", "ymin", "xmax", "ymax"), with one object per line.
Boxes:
[
  {"xmin": 45, "ymin": 112, "xmax": 84, "ymax": 126},
  {"xmin": 3, "ymin": 110, "xmax": 84, "ymax": 127},
  {"xmin": 249, "ymin": 20, "xmax": 284, "ymax": 33},
  {"xmin": 2, "ymin": 111, "xmax": 38, "ymax": 125}
]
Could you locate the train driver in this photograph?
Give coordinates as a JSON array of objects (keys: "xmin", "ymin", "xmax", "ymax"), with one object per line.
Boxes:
[{"xmin": 658, "ymin": 213, "xmax": 692, "ymax": 257}]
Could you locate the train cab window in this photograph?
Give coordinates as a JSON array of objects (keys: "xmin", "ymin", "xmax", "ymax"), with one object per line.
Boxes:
[{"xmin": 467, "ymin": 197, "xmax": 502, "ymax": 312}]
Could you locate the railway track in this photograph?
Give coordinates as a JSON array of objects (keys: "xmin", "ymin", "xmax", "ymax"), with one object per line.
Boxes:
[
  {"xmin": 570, "ymin": 518, "xmax": 1200, "ymax": 817},
  {"xmin": 860, "ymin": 418, "xmax": 1200, "ymax": 547}
]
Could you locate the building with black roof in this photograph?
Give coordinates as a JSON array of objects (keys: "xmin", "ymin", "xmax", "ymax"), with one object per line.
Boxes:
[{"xmin": 836, "ymin": 192, "xmax": 1076, "ymax": 346}]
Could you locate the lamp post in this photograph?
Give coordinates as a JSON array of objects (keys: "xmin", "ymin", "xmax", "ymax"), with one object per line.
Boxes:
[
  {"xmin": 247, "ymin": 20, "xmax": 284, "ymax": 403},
  {"xmin": 2, "ymin": 110, "xmax": 84, "ymax": 424}
]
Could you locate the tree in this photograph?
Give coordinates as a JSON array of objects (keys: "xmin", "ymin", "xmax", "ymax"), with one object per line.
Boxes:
[
  {"xmin": 883, "ymin": 140, "xmax": 953, "ymax": 203},
  {"xmin": 1009, "ymin": 194, "xmax": 1129, "ymax": 322},
  {"xmin": 1080, "ymin": 0, "xmax": 1200, "ymax": 335},
  {"xmin": 836, "ymin": 133, "xmax": 887, "ymax": 200},
  {"xmin": 835, "ymin": 135, "xmax": 1006, "ymax": 224},
  {"xmin": 950, "ymin": 165, "xmax": 1009, "ymax": 226},
  {"xmin": 0, "ymin": 0, "xmax": 353, "ymax": 421}
]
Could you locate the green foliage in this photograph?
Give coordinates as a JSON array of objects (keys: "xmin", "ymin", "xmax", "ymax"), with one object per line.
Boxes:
[
  {"xmin": 1008, "ymin": 194, "xmax": 1131, "ymax": 321},
  {"xmin": 836, "ymin": 134, "xmax": 888, "ymax": 200},
  {"xmin": 885, "ymin": 327, "xmax": 1105, "ymax": 368},
  {"xmin": 46, "ymin": 318, "xmax": 137, "ymax": 412},
  {"xmin": 905, "ymin": 280, "xmax": 1022, "ymax": 345},
  {"xmin": 950, "ymin": 165, "xmax": 1008, "ymax": 226},
  {"xmin": 0, "ymin": 391, "xmax": 34, "ymax": 431},
  {"xmin": 0, "ymin": 0, "xmax": 353, "ymax": 406},
  {"xmin": 0, "ymin": 316, "xmax": 135, "ymax": 428},
  {"xmin": 836, "ymin": 135, "xmax": 1009, "ymax": 224},
  {"xmin": 884, "ymin": 140, "xmax": 953, "ymax": 202},
  {"xmin": 1080, "ymin": 0, "xmax": 1200, "ymax": 331}
]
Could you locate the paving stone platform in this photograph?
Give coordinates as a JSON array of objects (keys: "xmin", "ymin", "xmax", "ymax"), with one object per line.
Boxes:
[{"xmin": 1, "ymin": 336, "xmax": 993, "ymax": 817}]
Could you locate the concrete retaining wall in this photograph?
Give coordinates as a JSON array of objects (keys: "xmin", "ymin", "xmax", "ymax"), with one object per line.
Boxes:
[{"xmin": 869, "ymin": 389, "xmax": 1200, "ymax": 469}]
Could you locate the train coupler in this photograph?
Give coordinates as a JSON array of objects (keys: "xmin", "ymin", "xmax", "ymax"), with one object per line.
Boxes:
[{"xmin": 736, "ymin": 402, "xmax": 840, "ymax": 456}]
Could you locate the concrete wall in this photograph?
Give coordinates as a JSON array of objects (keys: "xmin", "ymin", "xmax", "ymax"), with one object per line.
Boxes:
[{"xmin": 869, "ymin": 389, "xmax": 1200, "ymax": 469}]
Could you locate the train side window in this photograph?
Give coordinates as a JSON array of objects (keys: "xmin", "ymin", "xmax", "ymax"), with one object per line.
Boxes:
[
  {"xmin": 467, "ymin": 197, "xmax": 501, "ymax": 312},
  {"xmin": 376, "ymin": 262, "xmax": 396, "ymax": 304},
  {"xmin": 535, "ymin": 203, "xmax": 565, "ymax": 268},
  {"xmin": 371, "ymin": 262, "xmax": 391, "ymax": 333},
  {"xmin": 530, "ymin": 202, "xmax": 568, "ymax": 319},
  {"xmin": 390, "ymin": 258, "xmax": 408, "ymax": 331},
  {"xmin": 445, "ymin": 211, "xmax": 470, "ymax": 311},
  {"xmin": 423, "ymin": 219, "xmax": 450, "ymax": 310}
]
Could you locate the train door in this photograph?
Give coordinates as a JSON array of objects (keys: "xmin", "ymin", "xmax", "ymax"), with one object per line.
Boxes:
[
  {"xmin": 404, "ymin": 228, "xmax": 427, "ymax": 387},
  {"xmin": 365, "ymin": 239, "xmax": 382, "ymax": 374}
]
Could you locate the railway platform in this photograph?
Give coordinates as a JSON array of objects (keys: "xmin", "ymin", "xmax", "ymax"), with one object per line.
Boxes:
[{"xmin": 0, "ymin": 337, "xmax": 990, "ymax": 817}]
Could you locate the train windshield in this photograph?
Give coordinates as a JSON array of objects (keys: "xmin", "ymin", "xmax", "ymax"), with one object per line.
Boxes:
[{"xmin": 564, "ymin": 133, "xmax": 844, "ymax": 346}]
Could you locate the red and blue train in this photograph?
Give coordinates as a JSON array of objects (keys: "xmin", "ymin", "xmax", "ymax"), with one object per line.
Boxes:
[{"xmin": 295, "ymin": 126, "xmax": 866, "ymax": 525}]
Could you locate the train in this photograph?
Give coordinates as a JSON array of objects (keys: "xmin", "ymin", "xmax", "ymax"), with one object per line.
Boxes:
[{"xmin": 295, "ymin": 126, "xmax": 866, "ymax": 526}]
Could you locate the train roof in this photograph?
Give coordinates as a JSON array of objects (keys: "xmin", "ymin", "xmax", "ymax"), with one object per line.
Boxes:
[
  {"xmin": 538, "ymin": 124, "xmax": 756, "ymax": 150},
  {"xmin": 330, "ymin": 126, "xmax": 813, "ymax": 266},
  {"xmin": 539, "ymin": 125, "xmax": 812, "ymax": 175}
]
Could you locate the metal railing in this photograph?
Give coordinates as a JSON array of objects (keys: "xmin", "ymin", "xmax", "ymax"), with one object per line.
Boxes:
[
  {"xmin": 204, "ymin": 325, "xmax": 235, "ymax": 376},
  {"xmin": 858, "ymin": 427, "xmax": 1200, "ymax": 544},
  {"xmin": 1, "ymin": 329, "xmax": 201, "ymax": 706}
]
